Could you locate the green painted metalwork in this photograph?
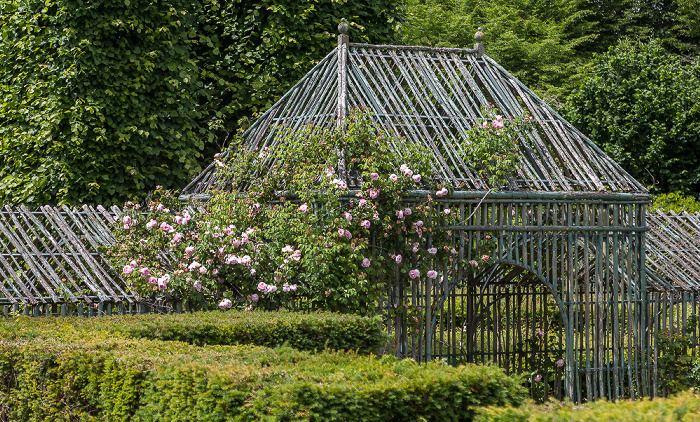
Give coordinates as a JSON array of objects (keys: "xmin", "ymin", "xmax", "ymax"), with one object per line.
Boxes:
[
  {"xmin": 176, "ymin": 24, "xmax": 699, "ymax": 403},
  {"xmin": 2, "ymin": 23, "xmax": 699, "ymax": 405}
]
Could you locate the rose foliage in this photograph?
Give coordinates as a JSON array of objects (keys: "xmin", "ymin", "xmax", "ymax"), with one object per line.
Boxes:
[{"xmin": 106, "ymin": 110, "xmax": 512, "ymax": 316}]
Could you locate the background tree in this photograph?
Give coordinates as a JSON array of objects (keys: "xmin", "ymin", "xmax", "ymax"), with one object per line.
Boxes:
[
  {"xmin": 399, "ymin": 0, "xmax": 597, "ymax": 101},
  {"xmin": 0, "ymin": 0, "xmax": 402, "ymax": 206},
  {"xmin": 565, "ymin": 40, "xmax": 700, "ymax": 196}
]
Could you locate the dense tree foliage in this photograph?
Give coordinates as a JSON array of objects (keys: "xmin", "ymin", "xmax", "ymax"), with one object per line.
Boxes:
[
  {"xmin": 0, "ymin": 0, "xmax": 402, "ymax": 206},
  {"xmin": 566, "ymin": 41, "xmax": 700, "ymax": 195},
  {"xmin": 400, "ymin": 0, "xmax": 700, "ymax": 101},
  {"xmin": 399, "ymin": 0, "xmax": 592, "ymax": 101}
]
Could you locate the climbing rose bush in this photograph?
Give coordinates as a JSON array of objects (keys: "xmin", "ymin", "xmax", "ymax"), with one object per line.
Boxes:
[{"xmin": 107, "ymin": 109, "xmax": 498, "ymax": 314}]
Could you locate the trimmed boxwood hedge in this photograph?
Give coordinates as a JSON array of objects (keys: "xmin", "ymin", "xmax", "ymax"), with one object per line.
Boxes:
[
  {"xmin": 0, "ymin": 312, "xmax": 527, "ymax": 421},
  {"xmin": 0, "ymin": 310, "xmax": 385, "ymax": 353},
  {"xmin": 474, "ymin": 390, "xmax": 700, "ymax": 422}
]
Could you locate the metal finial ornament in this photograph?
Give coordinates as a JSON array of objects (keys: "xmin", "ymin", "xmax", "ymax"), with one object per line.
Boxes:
[
  {"xmin": 474, "ymin": 27, "xmax": 485, "ymax": 58},
  {"xmin": 338, "ymin": 18, "xmax": 348, "ymax": 35},
  {"xmin": 474, "ymin": 27, "xmax": 485, "ymax": 42}
]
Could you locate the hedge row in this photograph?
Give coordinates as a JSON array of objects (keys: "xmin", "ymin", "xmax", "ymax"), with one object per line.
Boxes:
[
  {"xmin": 0, "ymin": 329, "xmax": 527, "ymax": 421},
  {"xmin": 0, "ymin": 311, "xmax": 385, "ymax": 354},
  {"xmin": 474, "ymin": 390, "xmax": 700, "ymax": 422}
]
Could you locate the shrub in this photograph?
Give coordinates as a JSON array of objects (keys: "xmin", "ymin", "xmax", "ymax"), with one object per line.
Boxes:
[
  {"xmin": 565, "ymin": 40, "xmax": 700, "ymax": 196},
  {"xmin": 0, "ymin": 311, "xmax": 385, "ymax": 354},
  {"xmin": 650, "ymin": 192, "xmax": 700, "ymax": 214},
  {"xmin": 474, "ymin": 390, "xmax": 700, "ymax": 421},
  {"xmin": 106, "ymin": 109, "xmax": 505, "ymax": 326},
  {"xmin": 0, "ymin": 319, "xmax": 526, "ymax": 422}
]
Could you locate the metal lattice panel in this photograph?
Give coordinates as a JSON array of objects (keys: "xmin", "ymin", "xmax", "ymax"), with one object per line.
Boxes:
[
  {"xmin": 0, "ymin": 205, "xmax": 135, "ymax": 306},
  {"xmin": 646, "ymin": 211, "xmax": 700, "ymax": 291}
]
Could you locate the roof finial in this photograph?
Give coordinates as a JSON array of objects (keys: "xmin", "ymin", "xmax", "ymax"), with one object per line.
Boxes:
[
  {"xmin": 338, "ymin": 18, "xmax": 349, "ymax": 46},
  {"xmin": 474, "ymin": 27, "xmax": 485, "ymax": 58}
]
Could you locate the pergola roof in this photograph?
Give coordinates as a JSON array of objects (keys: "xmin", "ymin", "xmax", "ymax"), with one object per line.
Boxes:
[
  {"xmin": 182, "ymin": 36, "xmax": 646, "ymax": 196},
  {"xmin": 646, "ymin": 210, "xmax": 700, "ymax": 292}
]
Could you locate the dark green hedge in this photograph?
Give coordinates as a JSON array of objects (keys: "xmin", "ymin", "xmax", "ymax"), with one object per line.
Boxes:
[
  {"xmin": 0, "ymin": 0, "xmax": 402, "ymax": 206},
  {"xmin": 474, "ymin": 390, "xmax": 700, "ymax": 421},
  {"xmin": 0, "ymin": 326, "xmax": 527, "ymax": 421},
  {"xmin": 0, "ymin": 311, "xmax": 385, "ymax": 354}
]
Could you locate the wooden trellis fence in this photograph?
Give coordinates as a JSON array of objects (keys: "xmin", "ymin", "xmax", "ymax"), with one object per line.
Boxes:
[
  {"xmin": 0, "ymin": 205, "xmax": 194, "ymax": 317},
  {"xmin": 645, "ymin": 211, "xmax": 700, "ymax": 396}
]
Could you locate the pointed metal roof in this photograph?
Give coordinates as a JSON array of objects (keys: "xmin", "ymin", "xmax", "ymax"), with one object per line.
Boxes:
[{"xmin": 182, "ymin": 28, "xmax": 646, "ymax": 197}]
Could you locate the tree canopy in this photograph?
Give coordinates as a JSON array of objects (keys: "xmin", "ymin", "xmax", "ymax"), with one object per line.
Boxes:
[
  {"xmin": 565, "ymin": 41, "xmax": 700, "ymax": 196},
  {"xmin": 0, "ymin": 0, "xmax": 402, "ymax": 206}
]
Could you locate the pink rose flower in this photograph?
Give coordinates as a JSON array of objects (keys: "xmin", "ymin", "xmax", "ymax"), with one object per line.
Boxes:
[
  {"xmin": 121, "ymin": 215, "xmax": 131, "ymax": 225},
  {"xmin": 130, "ymin": 260, "xmax": 138, "ymax": 268},
  {"xmin": 493, "ymin": 115, "xmax": 504, "ymax": 129},
  {"xmin": 299, "ymin": 204, "xmax": 309, "ymax": 213},
  {"xmin": 193, "ymin": 280, "xmax": 202, "ymax": 292},
  {"xmin": 362, "ymin": 258, "xmax": 371, "ymax": 267},
  {"xmin": 251, "ymin": 294, "xmax": 259, "ymax": 302},
  {"xmin": 139, "ymin": 267, "xmax": 150, "ymax": 277},
  {"xmin": 389, "ymin": 174, "xmax": 398, "ymax": 182},
  {"xmin": 412, "ymin": 174, "xmax": 421, "ymax": 183},
  {"xmin": 359, "ymin": 199, "xmax": 367, "ymax": 207},
  {"xmin": 148, "ymin": 277, "xmax": 157, "ymax": 285},
  {"xmin": 345, "ymin": 212, "xmax": 352, "ymax": 222},
  {"xmin": 415, "ymin": 220, "xmax": 424, "ymax": 227},
  {"xmin": 369, "ymin": 189, "xmax": 379, "ymax": 199},
  {"xmin": 395, "ymin": 255, "xmax": 402, "ymax": 264},
  {"xmin": 404, "ymin": 208, "xmax": 412, "ymax": 216},
  {"xmin": 257, "ymin": 282, "xmax": 267, "ymax": 292},
  {"xmin": 444, "ymin": 209, "xmax": 451, "ymax": 215},
  {"xmin": 146, "ymin": 219, "xmax": 158, "ymax": 229},
  {"xmin": 122, "ymin": 265, "xmax": 133, "ymax": 275},
  {"xmin": 408, "ymin": 269, "xmax": 420, "ymax": 279},
  {"xmin": 469, "ymin": 260, "xmax": 478, "ymax": 267},
  {"xmin": 361, "ymin": 220, "xmax": 370, "ymax": 229},
  {"xmin": 218, "ymin": 298, "xmax": 232, "ymax": 310},
  {"xmin": 185, "ymin": 246, "xmax": 195, "ymax": 256},
  {"xmin": 427, "ymin": 270, "xmax": 438, "ymax": 279},
  {"xmin": 199, "ymin": 266, "xmax": 207, "ymax": 274},
  {"xmin": 427, "ymin": 247, "xmax": 437, "ymax": 254},
  {"xmin": 370, "ymin": 172, "xmax": 379, "ymax": 180}
]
